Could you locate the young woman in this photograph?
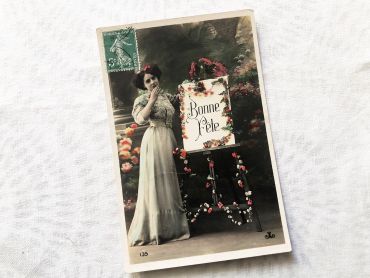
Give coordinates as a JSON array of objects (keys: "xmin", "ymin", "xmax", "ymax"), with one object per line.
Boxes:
[{"xmin": 127, "ymin": 64, "xmax": 190, "ymax": 246}]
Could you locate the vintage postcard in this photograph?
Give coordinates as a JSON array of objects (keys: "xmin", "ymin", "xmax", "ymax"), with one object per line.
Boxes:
[{"xmin": 97, "ymin": 9, "xmax": 291, "ymax": 273}]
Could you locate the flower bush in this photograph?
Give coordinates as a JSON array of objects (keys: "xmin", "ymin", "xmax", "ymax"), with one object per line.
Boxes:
[{"xmin": 117, "ymin": 123, "xmax": 141, "ymax": 207}]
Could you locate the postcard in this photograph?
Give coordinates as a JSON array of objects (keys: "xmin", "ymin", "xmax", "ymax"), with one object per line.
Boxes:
[{"xmin": 97, "ymin": 9, "xmax": 291, "ymax": 273}]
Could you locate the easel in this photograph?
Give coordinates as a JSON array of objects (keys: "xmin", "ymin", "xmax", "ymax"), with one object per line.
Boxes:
[{"xmin": 180, "ymin": 143, "xmax": 262, "ymax": 232}]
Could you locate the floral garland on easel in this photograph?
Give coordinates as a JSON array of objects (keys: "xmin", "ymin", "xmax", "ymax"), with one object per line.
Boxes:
[
  {"xmin": 173, "ymin": 58, "xmax": 255, "ymax": 226},
  {"xmin": 231, "ymin": 151, "xmax": 253, "ymax": 223},
  {"xmin": 173, "ymin": 148, "xmax": 254, "ymax": 226},
  {"xmin": 172, "ymin": 148, "xmax": 192, "ymax": 214}
]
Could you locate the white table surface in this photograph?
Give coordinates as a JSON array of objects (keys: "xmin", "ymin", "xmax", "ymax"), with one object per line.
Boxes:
[{"xmin": 1, "ymin": 1, "xmax": 369, "ymax": 277}]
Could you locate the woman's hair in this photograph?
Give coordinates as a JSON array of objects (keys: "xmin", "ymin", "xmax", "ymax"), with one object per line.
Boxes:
[{"xmin": 133, "ymin": 64, "xmax": 162, "ymax": 90}]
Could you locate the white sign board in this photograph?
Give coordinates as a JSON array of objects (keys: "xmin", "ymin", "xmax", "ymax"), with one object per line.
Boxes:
[{"xmin": 179, "ymin": 76, "xmax": 235, "ymax": 152}]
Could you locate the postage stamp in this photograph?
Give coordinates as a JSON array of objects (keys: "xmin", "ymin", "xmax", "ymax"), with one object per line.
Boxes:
[
  {"xmin": 103, "ymin": 27, "xmax": 139, "ymax": 72},
  {"xmin": 97, "ymin": 9, "xmax": 291, "ymax": 273}
]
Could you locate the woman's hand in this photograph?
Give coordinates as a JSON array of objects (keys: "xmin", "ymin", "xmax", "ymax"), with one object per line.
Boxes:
[
  {"xmin": 137, "ymin": 86, "xmax": 160, "ymax": 122},
  {"xmin": 149, "ymin": 86, "xmax": 160, "ymax": 103}
]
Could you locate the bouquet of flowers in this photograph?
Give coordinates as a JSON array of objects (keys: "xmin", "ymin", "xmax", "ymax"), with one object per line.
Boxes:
[{"xmin": 188, "ymin": 57, "xmax": 227, "ymax": 81}]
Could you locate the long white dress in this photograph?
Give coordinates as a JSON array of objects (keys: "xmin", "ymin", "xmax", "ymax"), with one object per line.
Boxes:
[{"xmin": 127, "ymin": 89, "xmax": 190, "ymax": 246}]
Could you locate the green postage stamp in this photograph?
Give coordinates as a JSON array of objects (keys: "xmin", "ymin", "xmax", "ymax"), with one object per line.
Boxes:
[{"xmin": 103, "ymin": 27, "xmax": 139, "ymax": 72}]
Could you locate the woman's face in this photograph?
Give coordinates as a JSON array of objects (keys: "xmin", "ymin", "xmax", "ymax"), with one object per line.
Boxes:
[{"xmin": 143, "ymin": 73, "xmax": 159, "ymax": 91}]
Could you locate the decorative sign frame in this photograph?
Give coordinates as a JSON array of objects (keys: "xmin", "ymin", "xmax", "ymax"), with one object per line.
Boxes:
[{"xmin": 179, "ymin": 76, "xmax": 235, "ymax": 152}]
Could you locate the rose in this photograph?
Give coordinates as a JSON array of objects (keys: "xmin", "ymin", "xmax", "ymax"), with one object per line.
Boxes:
[
  {"xmin": 131, "ymin": 156, "xmax": 139, "ymax": 165},
  {"xmin": 180, "ymin": 149, "xmax": 187, "ymax": 159},
  {"xmin": 119, "ymin": 144, "xmax": 131, "ymax": 151},
  {"xmin": 213, "ymin": 61, "xmax": 227, "ymax": 77},
  {"xmin": 119, "ymin": 150, "xmax": 131, "ymax": 160},
  {"xmin": 231, "ymin": 152, "xmax": 238, "ymax": 158},
  {"xmin": 199, "ymin": 57, "xmax": 213, "ymax": 65},
  {"xmin": 119, "ymin": 138, "xmax": 132, "ymax": 146},
  {"xmin": 189, "ymin": 62, "xmax": 197, "ymax": 79},
  {"xmin": 121, "ymin": 162, "xmax": 133, "ymax": 173},
  {"xmin": 247, "ymin": 199, "xmax": 253, "ymax": 206},
  {"xmin": 130, "ymin": 123, "xmax": 138, "ymax": 129},
  {"xmin": 124, "ymin": 127, "xmax": 134, "ymax": 137},
  {"xmin": 131, "ymin": 147, "xmax": 140, "ymax": 155}
]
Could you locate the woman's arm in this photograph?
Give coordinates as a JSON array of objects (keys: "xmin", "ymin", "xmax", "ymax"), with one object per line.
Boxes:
[{"xmin": 136, "ymin": 87, "xmax": 160, "ymax": 123}]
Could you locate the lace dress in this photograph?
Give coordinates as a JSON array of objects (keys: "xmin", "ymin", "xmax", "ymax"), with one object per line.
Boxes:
[{"xmin": 127, "ymin": 89, "xmax": 190, "ymax": 246}]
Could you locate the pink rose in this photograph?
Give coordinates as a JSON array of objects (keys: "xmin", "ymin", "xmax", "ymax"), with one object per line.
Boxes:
[
  {"xmin": 119, "ymin": 138, "xmax": 132, "ymax": 146},
  {"xmin": 121, "ymin": 162, "xmax": 133, "ymax": 173}
]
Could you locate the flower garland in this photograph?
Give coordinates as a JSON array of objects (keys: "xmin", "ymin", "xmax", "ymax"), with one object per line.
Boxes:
[
  {"xmin": 175, "ymin": 151, "xmax": 254, "ymax": 226},
  {"xmin": 232, "ymin": 151, "xmax": 253, "ymax": 223},
  {"xmin": 186, "ymin": 200, "xmax": 251, "ymax": 225},
  {"xmin": 201, "ymin": 77, "xmax": 234, "ymax": 148},
  {"xmin": 177, "ymin": 86, "xmax": 188, "ymax": 140},
  {"xmin": 202, "ymin": 134, "xmax": 232, "ymax": 148},
  {"xmin": 189, "ymin": 152, "xmax": 254, "ymax": 225},
  {"xmin": 172, "ymin": 147, "xmax": 190, "ymax": 172},
  {"xmin": 172, "ymin": 148, "xmax": 194, "ymax": 216}
]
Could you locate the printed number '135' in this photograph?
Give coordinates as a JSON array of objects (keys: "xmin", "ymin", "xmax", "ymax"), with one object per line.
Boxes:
[{"xmin": 140, "ymin": 251, "xmax": 148, "ymax": 257}]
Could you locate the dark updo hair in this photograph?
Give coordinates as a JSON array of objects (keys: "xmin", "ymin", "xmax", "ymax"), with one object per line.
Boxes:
[{"xmin": 133, "ymin": 64, "xmax": 162, "ymax": 90}]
